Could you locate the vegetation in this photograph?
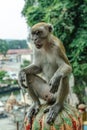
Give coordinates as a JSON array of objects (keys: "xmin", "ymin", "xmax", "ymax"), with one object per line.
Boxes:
[
  {"xmin": 0, "ymin": 71, "xmax": 7, "ymax": 81},
  {"xmin": 21, "ymin": 59, "xmax": 30, "ymax": 68},
  {"xmin": 0, "ymin": 70, "xmax": 10, "ymax": 84},
  {"xmin": 7, "ymin": 39, "xmax": 28, "ymax": 49},
  {"xmin": 22, "ymin": 0, "xmax": 87, "ymax": 104},
  {"xmin": 0, "ymin": 39, "xmax": 28, "ymax": 56},
  {"xmin": 0, "ymin": 71, "xmax": 18, "ymax": 85},
  {"xmin": 0, "ymin": 39, "xmax": 8, "ymax": 56}
]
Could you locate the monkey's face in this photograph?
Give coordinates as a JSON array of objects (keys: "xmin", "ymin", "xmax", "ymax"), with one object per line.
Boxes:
[{"xmin": 31, "ymin": 22, "xmax": 53, "ymax": 49}]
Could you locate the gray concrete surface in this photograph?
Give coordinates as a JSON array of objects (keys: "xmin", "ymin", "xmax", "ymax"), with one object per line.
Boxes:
[{"xmin": 0, "ymin": 118, "xmax": 16, "ymax": 130}]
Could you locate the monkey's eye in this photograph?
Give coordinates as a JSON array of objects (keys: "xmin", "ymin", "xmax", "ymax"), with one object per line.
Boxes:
[
  {"xmin": 31, "ymin": 31, "xmax": 35, "ymax": 35},
  {"xmin": 32, "ymin": 30, "xmax": 42, "ymax": 35},
  {"xmin": 35, "ymin": 31, "xmax": 40, "ymax": 35}
]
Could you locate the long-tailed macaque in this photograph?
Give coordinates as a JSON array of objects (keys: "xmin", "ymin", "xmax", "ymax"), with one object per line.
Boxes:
[{"xmin": 18, "ymin": 22, "xmax": 72, "ymax": 124}]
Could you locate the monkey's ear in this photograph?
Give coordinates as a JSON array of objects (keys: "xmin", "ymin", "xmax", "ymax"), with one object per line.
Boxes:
[{"xmin": 48, "ymin": 24, "xmax": 53, "ymax": 32}]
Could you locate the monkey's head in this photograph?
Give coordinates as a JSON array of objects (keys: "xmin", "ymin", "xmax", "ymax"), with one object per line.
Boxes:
[{"xmin": 31, "ymin": 22, "xmax": 53, "ymax": 49}]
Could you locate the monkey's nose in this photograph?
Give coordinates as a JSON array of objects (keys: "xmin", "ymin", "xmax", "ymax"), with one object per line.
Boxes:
[
  {"xmin": 34, "ymin": 37, "xmax": 38, "ymax": 41},
  {"xmin": 45, "ymin": 94, "xmax": 52, "ymax": 101},
  {"xmin": 34, "ymin": 39, "xmax": 38, "ymax": 45},
  {"xmin": 34, "ymin": 38, "xmax": 37, "ymax": 41}
]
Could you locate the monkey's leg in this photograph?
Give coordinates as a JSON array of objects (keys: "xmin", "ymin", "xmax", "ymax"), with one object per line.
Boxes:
[
  {"xmin": 25, "ymin": 74, "xmax": 41, "ymax": 122},
  {"xmin": 26, "ymin": 74, "xmax": 56, "ymax": 121},
  {"xmin": 27, "ymin": 74, "xmax": 56, "ymax": 104},
  {"xmin": 46, "ymin": 77, "xmax": 69, "ymax": 124}
]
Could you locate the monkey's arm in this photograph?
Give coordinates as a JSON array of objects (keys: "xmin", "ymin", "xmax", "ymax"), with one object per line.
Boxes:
[
  {"xmin": 50, "ymin": 48, "xmax": 72, "ymax": 93},
  {"xmin": 20, "ymin": 49, "xmax": 42, "ymax": 74},
  {"xmin": 46, "ymin": 48, "xmax": 72, "ymax": 124},
  {"xmin": 21, "ymin": 64, "xmax": 42, "ymax": 74},
  {"xmin": 56, "ymin": 46, "xmax": 72, "ymax": 77},
  {"xmin": 18, "ymin": 64, "xmax": 42, "ymax": 89}
]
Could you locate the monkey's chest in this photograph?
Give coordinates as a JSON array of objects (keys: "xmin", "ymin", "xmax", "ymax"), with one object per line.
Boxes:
[{"xmin": 41, "ymin": 57, "xmax": 57, "ymax": 81}]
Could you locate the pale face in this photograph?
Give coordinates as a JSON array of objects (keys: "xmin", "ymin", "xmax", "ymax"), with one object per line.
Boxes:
[{"xmin": 31, "ymin": 26, "xmax": 49, "ymax": 49}]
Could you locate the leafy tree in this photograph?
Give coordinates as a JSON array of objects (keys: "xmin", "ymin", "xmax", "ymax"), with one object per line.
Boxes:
[
  {"xmin": 22, "ymin": 0, "xmax": 87, "ymax": 103},
  {"xmin": 7, "ymin": 40, "xmax": 28, "ymax": 49},
  {"xmin": 0, "ymin": 39, "xmax": 8, "ymax": 56},
  {"xmin": 0, "ymin": 39, "xmax": 28, "ymax": 56}
]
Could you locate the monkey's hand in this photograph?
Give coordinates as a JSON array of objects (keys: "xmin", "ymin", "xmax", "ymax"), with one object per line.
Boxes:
[
  {"xmin": 26, "ymin": 103, "xmax": 40, "ymax": 122},
  {"xmin": 49, "ymin": 74, "xmax": 62, "ymax": 93},
  {"xmin": 44, "ymin": 103, "xmax": 63, "ymax": 124},
  {"xmin": 18, "ymin": 70, "xmax": 27, "ymax": 88}
]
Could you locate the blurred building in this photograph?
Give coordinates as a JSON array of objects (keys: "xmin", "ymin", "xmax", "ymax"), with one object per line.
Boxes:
[
  {"xmin": 7, "ymin": 49, "xmax": 32, "ymax": 63},
  {"xmin": 0, "ymin": 49, "xmax": 33, "ymax": 78}
]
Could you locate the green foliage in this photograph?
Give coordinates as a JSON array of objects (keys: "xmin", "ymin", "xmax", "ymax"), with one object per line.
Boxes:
[
  {"xmin": 22, "ymin": 0, "xmax": 35, "ymax": 16},
  {"xmin": 0, "ymin": 71, "xmax": 7, "ymax": 81},
  {"xmin": 22, "ymin": 0, "xmax": 87, "ymax": 103},
  {"xmin": 0, "ymin": 71, "xmax": 18, "ymax": 85},
  {"xmin": 12, "ymin": 80, "xmax": 18, "ymax": 85},
  {"xmin": 0, "ymin": 39, "xmax": 8, "ymax": 56},
  {"xmin": 73, "ymin": 84, "xmax": 86, "ymax": 103},
  {"xmin": 7, "ymin": 39, "xmax": 28, "ymax": 49},
  {"xmin": 26, "ymin": 6, "xmax": 45, "ymax": 26},
  {"xmin": 0, "ymin": 39, "xmax": 28, "ymax": 56},
  {"xmin": 21, "ymin": 60, "xmax": 30, "ymax": 68}
]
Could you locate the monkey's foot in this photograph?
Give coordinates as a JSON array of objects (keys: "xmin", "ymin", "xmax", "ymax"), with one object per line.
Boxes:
[
  {"xmin": 26, "ymin": 103, "xmax": 40, "ymax": 122},
  {"xmin": 46, "ymin": 103, "xmax": 63, "ymax": 124}
]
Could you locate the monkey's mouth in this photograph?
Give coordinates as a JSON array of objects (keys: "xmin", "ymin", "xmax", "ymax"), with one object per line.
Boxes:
[{"xmin": 36, "ymin": 44, "xmax": 42, "ymax": 49}]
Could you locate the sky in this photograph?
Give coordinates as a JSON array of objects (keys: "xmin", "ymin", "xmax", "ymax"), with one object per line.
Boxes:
[{"xmin": 0, "ymin": 0, "xmax": 28, "ymax": 40}]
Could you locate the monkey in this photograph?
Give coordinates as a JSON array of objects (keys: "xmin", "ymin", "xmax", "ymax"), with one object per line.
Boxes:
[
  {"xmin": 18, "ymin": 72, "xmax": 55, "ymax": 103},
  {"xmin": 18, "ymin": 22, "xmax": 72, "ymax": 124}
]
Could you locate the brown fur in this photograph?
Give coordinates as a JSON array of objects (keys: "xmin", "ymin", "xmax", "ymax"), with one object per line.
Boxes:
[{"xmin": 18, "ymin": 22, "xmax": 72, "ymax": 124}]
